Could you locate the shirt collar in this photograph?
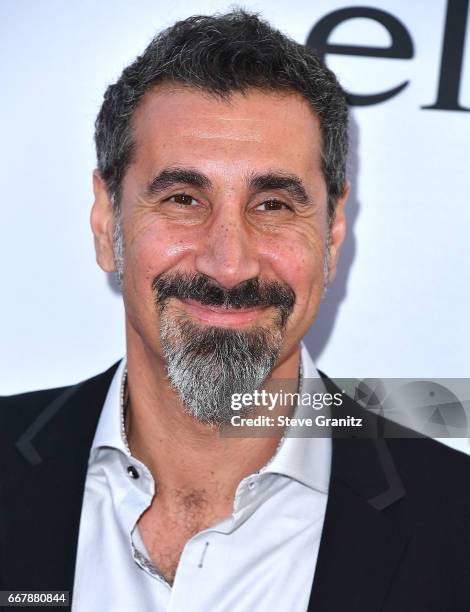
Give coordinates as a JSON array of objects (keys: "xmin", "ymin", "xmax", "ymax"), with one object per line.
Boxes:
[
  {"xmin": 91, "ymin": 343, "xmax": 331, "ymax": 494},
  {"xmin": 263, "ymin": 343, "xmax": 331, "ymax": 494}
]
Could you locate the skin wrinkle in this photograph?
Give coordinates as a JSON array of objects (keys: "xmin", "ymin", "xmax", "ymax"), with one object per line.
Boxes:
[
  {"xmin": 181, "ymin": 131, "xmax": 262, "ymax": 142},
  {"xmin": 180, "ymin": 113, "xmax": 265, "ymax": 140}
]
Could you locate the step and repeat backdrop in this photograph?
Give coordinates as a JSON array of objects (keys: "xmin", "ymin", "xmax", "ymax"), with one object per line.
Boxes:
[{"xmin": 1, "ymin": 1, "xmax": 469, "ymax": 450}]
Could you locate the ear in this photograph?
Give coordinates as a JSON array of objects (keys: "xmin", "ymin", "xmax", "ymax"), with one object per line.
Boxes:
[
  {"xmin": 90, "ymin": 170, "xmax": 116, "ymax": 273},
  {"xmin": 327, "ymin": 184, "xmax": 349, "ymax": 283}
]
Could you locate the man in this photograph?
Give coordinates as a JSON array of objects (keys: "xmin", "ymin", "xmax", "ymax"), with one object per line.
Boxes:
[{"xmin": 1, "ymin": 10, "xmax": 469, "ymax": 612}]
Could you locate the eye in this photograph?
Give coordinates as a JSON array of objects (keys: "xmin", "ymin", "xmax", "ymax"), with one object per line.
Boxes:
[
  {"xmin": 255, "ymin": 199, "xmax": 290, "ymax": 212},
  {"xmin": 167, "ymin": 194, "xmax": 198, "ymax": 206}
]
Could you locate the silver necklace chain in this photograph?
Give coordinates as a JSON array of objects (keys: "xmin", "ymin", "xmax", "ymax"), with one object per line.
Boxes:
[{"xmin": 120, "ymin": 365, "xmax": 131, "ymax": 456}]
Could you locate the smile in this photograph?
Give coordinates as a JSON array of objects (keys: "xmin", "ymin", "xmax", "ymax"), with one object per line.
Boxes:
[{"xmin": 177, "ymin": 298, "xmax": 270, "ymax": 327}]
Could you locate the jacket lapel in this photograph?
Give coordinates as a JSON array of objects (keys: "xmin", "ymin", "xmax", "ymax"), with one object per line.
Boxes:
[
  {"xmin": 0, "ymin": 363, "xmax": 118, "ymax": 598},
  {"xmin": 307, "ymin": 399, "xmax": 410, "ymax": 611}
]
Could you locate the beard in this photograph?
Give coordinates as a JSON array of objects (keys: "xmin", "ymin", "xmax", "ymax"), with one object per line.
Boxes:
[{"xmin": 153, "ymin": 273, "xmax": 296, "ymax": 427}]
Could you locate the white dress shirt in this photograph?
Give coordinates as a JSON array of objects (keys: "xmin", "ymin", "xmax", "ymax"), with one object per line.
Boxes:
[{"xmin": 72, "ymin": 345, "xmax": 332, "ymax": 612}]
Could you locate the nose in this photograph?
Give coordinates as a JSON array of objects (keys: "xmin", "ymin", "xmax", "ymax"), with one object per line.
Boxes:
[{"xmin": 194, "ymin": 206, "xmax": 260, "ymax": 289}]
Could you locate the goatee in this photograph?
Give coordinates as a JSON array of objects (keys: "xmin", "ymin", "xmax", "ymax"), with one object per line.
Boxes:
[{"xmin": 154, "ymin": 273, "xmax": 295, "ymax": 426}]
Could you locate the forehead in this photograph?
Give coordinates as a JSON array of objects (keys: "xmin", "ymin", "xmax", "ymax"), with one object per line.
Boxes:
[{"xmin": 129, "ymin": 84, "xmax": 324, "ymax": 183}]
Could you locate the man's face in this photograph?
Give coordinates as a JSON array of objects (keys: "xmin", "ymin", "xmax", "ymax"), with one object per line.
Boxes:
[{"xmin": 92, "ymin": 85, "xmax": 347, "ymax": 423}]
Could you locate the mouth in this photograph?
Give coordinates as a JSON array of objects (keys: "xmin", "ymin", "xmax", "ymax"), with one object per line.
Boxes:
[{"xmin": 177, "ymin": 298, "xmax": 270, "ymax": 327}]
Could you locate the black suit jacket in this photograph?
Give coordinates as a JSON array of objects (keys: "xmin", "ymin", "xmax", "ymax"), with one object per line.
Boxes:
[{"xmin": 1, "ymin": 363, "xmax": 470, "ymax": 611}]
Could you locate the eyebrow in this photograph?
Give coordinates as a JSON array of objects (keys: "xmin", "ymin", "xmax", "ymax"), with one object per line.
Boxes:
[
  {"xmin": 146, "ymin": 167, "xmax": 212, "ymax": 197},
  {"xmin": 145, "ymin": 167, "xmax": 310, "ymax": 206},
  {"xmin": 248, "ymin": 172, "xmax": 310, "ymax": 205}
]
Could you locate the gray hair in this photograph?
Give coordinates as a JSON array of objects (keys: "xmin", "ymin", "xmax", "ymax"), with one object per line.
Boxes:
[{"xmin": 94, "ymin": 9, "xmax": 348, "ymax": 220}]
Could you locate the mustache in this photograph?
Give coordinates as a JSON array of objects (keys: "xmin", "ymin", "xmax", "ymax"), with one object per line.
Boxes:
[{"xmin": 152, "ymin": 272, "xmax": 295, "ymax": 324}]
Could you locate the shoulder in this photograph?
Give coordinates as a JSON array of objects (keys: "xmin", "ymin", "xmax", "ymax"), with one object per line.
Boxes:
[
  {"xmin": 320, "ymin": 370, "xmax": 470, "ymax": 506},
  {"xmin": 0, "ymin": 386, "xmax": 70, "ymax": 442},
  {"xmin": 386, "ymin": 435, "xmax": 470, "ymax": 502},
  {"xmin": 0, "ymin": 362, "xmax": 120, "ymax": 444}
]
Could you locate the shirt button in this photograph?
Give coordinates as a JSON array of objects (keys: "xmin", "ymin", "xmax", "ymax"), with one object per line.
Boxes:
[
  {"xmin": 249, "ymin": 481, "xmax": 255, "ymax": 489},
  {"xmin": 127, "ymin": 465, "xmax": 140, "ymax": 479}
]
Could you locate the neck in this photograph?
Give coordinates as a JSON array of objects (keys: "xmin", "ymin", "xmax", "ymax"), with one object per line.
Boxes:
[{"xmin": 124, "ymin": 326, "xmax": 301, "ymax": 502}]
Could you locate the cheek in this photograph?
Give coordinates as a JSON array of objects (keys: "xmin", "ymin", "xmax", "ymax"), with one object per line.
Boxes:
[
  {"xmin": 260, "ymin": 229, "xmax": 326, "ymax": 308},
  {"xmin": 124, "ymin": 222, "xmax": 196, "ymax": 297}
]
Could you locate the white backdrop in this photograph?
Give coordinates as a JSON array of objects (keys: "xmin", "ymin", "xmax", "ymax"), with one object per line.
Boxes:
[{"xmin": 1, "ymin": 0, "xmax": 469, "ymax": 453}]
